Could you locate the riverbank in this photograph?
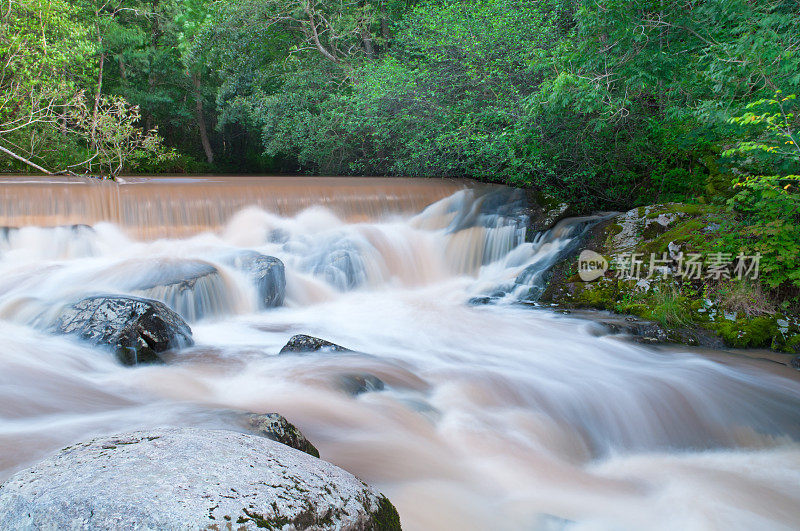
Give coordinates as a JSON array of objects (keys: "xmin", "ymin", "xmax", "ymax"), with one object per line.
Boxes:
[{"xmin": 531, "ymin": 198, "xmax": 800, "ymax": 365}]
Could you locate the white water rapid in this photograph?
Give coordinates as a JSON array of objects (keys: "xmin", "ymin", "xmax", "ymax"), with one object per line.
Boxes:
[{"xmin": 1, "ymin": 177, "xmax": 799, "ymax": 530}]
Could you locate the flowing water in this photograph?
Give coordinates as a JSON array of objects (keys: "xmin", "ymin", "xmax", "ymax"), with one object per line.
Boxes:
[{"xmin": 1, "ymin": 176, "xmax": 799, "ymax": 530}]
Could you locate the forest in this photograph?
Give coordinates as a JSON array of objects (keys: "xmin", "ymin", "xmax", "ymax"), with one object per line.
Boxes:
[{"xmin": 1, "ymin": 0, "xmax": 799, "ymax": 298}]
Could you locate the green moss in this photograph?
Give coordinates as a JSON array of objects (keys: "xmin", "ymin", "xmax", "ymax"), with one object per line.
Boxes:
[
  {"xmin": 783, "ymin": 334, "xmax": 800, "ymax": 354},
  {"xmin": 660, "ymin": 203, "xmax": 712, "ymax": 216},
  {"xmin": 239, "ymin": 508, "xmax": 291, "ymax": 529},
  {"xmin": 568, "ymin": 280, "xmax": 621, "ymax": 310},
  {"xmin": 641, "ymin": 221, "xmax": 667, "ymax": 240},
  {"xmin": 371, "ymin": 496, "xmax": 402, "ymax": 531},
  {"xmin": 605, "ymin": 223, "xmax": 623, "ymax": 239},
  {"xmin": 713, "ymin": 316, "xmax": 778, "ymax": 349},
  {"xmin": 543, "ymin": 201, "xmax": 799, "ymax": 354}
]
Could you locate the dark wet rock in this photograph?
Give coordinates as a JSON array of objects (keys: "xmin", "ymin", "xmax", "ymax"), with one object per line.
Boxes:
[
  {"xmin": 592, "ymin": 314, "xmax": 724, "ymax": 348},
  {"xmin": 239, "ymin": 412, "xmax": 320, "ymax": 458},
  {"xmin": 53, "ymin": 295, "xmax": 193, "ymax": 365},
  {"xmin": 277, "ymin": 336, "xmax": 386, "ymax": 395},
  {"xmin": 510, "ymin": 215, "xmax": 614, "ymax": 302},
  {"xmin": 446, "ymin": 187, "xmax": 529, "ymax": 235},
  {"xmin": 227, "ymin": 251, "xmax": 286, "ymax": 308},
  {"xmin": 0, "ymin": 428, "xmax": 401, "ymax": 530},
  {"xmin": 599, "ymin": 319, "xmax": 670, "ymax": 344},
  {"xmin": 791, "ymin": 356, "xmax": 800, "ymax": 371},
  {"xmin": 526, "ymin": 191, "xmax": 575, "ymax": 234},
  {"xmin": 469, "ymin": 296, "xmax": 495, "ymax": 306},
  {"xmin": 477, "ymin": 187, "xmax": 529, "ymax": 219},
  {"xmin": 279, "ymin": 334, "xmax": 351, "ymax": 355},
  {"xmin": 338, "ymin": 374, "xmax": 385, "ymax": 396}
]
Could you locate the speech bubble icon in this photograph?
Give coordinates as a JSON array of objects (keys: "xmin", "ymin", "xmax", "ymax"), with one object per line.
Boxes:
[{"xmin": 577, "ymin": 250, "xmax": 608, "ymax": 282}]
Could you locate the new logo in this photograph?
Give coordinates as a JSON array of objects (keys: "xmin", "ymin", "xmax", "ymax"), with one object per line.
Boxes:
[{"xmin": 578, "ymin": 250, "xmax": 608, "ymax": 281}]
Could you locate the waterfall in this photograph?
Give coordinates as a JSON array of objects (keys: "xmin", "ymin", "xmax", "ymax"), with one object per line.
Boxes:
[{"xmin": 1, "ymin": 177, "xmax": 799, "ymax": 530}]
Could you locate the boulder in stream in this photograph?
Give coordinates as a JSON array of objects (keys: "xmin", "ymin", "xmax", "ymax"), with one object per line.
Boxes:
[
  {"xmin": 338, "ymin": 374, "xmax": 386, "ymax": 395},
  {"xmin": 227, "ymin": 251, "xmax": 286, "ymax": 308},
  {"xmin": 278, "ymin": 335, "xmax": 387, "ymax": 395},
  {"xmin": 279, "ymin": 334, "xmax": 351, "ymax": 354},
  {"xmin": 53, "ymin": 295, "xmax": 193, "ymax": 365},
  {"xmin": 0, "ymin": 427, "xmax": 401, "ymax": 530},
  {"xmin": 239, "ymin": 412, "xmax": 320, "ymax": 458},
  {"xmin": 123, "ymin": 259, "xmax": 232, "ymax": 321}
]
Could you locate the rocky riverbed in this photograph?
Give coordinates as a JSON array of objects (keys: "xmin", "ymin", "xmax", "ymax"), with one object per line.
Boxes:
[{"xmin": 1, "ymin": 180, "xmax": 799, "ymax": 529}]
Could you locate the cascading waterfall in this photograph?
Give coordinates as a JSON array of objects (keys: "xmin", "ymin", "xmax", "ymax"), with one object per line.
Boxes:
[{"xmin": 0, "ymin": 177, "xmax": 799, "ymax": 530}]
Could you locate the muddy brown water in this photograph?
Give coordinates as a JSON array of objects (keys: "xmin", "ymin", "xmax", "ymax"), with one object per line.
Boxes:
[{"xmin": 1, "ymin": 176, "xmax": 799, "ymax": 530}]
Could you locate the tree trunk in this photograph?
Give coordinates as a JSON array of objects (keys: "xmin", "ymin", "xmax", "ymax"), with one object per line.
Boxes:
[
  {"xmin": 118, "ymin": 56, "xmax": 127, "ymax": 82},
  {"xmin": 0, "ymin": 143, "xmax": 53, "ymax": 174},
  {"xmin": 91, "ymin": 50, "xmax": 105, "ymax": 140},
  {"xmin": 362, "ymin": 30, "xmax": 374, "ymax": 59},
  {"xmin": 380, "ymin": 1, "xmax": 389, "ymax": 40},
  {"xmin": 193, "ymin": 74, "xmax": 214, "ymax": 164}
]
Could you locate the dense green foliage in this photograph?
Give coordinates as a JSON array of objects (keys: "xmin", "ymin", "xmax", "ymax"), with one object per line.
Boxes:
[{"xmin": 1, "ymin": 0, "xmax": 798, "ymax": 296}]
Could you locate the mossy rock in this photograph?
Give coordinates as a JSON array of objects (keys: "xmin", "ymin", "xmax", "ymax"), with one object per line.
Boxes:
[
  {"xmin": 713, "ymin": 316, "xmax": 779, "ymax": 349},
  {"xmin": 784, "ymin": 334, "xmax": 800, "ymax": 355}
]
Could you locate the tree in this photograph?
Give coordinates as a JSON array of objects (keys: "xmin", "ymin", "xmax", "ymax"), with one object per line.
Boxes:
[
  {"xmin": 0, "ymin": 0, "xmax": 93, "ymax": 172},
  {"xmin": 68, "ymin": 93, "xmax": 173, "ymax": 178},
  {"xmin": 724, "ymin": 92, "xmax": 800, "ymax": 291}
]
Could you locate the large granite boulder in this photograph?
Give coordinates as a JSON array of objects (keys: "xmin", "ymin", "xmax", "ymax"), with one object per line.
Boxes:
[
  {"xmin": 53, "ymin": 295, "xmax": 193, "ymax": 365},
  {"xmin": 227, "ymin": 251, "xmax": 286, "ymax": 308},
  {"xmin": 0, "ymin": 428, "xmax": 401, "ymax": 530}
]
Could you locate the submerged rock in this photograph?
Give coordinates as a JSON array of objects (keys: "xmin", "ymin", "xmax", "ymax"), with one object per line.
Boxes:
[
  {"xmin": 0, "ymin": 428, "xmax": 401, "ymax": 530},
  {"xmin": 278, "ymin": 335, "xmax": 386, "ymax": 395},
  {"xmin": 227, "ymin": 251, "xmax": 286, "ymax": 308},
  {"xmin": 310, "ymin": 244, "xmax": 367, "ymax": 291},
  {"xmin": 125, "ymin": 259, "xmax": 232, "ymax": 321},
  {"xmin": 239, "ymin": 412, "xmax": 320, "ymax": 458},
  {"xmin": 133, "ymin": 260, "xmax": 218, "ymax": 291},
  {"xmin": 279, "ymin": 334, "xmax": 351, "ymax": 354},
  {"xmin": 338, "ymin": 374, "xmax": 386, "ymax": 396},
  {"xmin": 53, "ymin": 295, "xmax": 193, "ymax": 365}
]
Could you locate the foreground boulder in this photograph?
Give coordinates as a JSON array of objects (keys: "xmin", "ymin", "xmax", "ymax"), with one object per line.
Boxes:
[
  {"xmin": 239, "ymin": 412, "xmax": 320, "ymax": 458},
  {"xmin": 0, "ymin": 428, "xmax": 401, "ymax": 530},
  {"xmin": 279, "ymin": 334, "xmax": 351, "ymax": 354},
  {"xmin": 227, "ymin": 251, "xmax": 286, "ymax": 308},
  {"xmin": 53, "ymin": 295, "xmax": 193, "ymax": 365}
]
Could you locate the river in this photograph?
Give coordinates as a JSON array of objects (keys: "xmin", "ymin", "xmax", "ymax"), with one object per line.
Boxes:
[{"xmin": 1, "ymin": 176, "xmax": 799, "ymax": 530}]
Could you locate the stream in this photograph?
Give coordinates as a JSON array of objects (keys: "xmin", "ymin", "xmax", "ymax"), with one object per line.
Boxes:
[{"xmin": 1, "ymin": 176, "xmax": 799, "ymax": 530}]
